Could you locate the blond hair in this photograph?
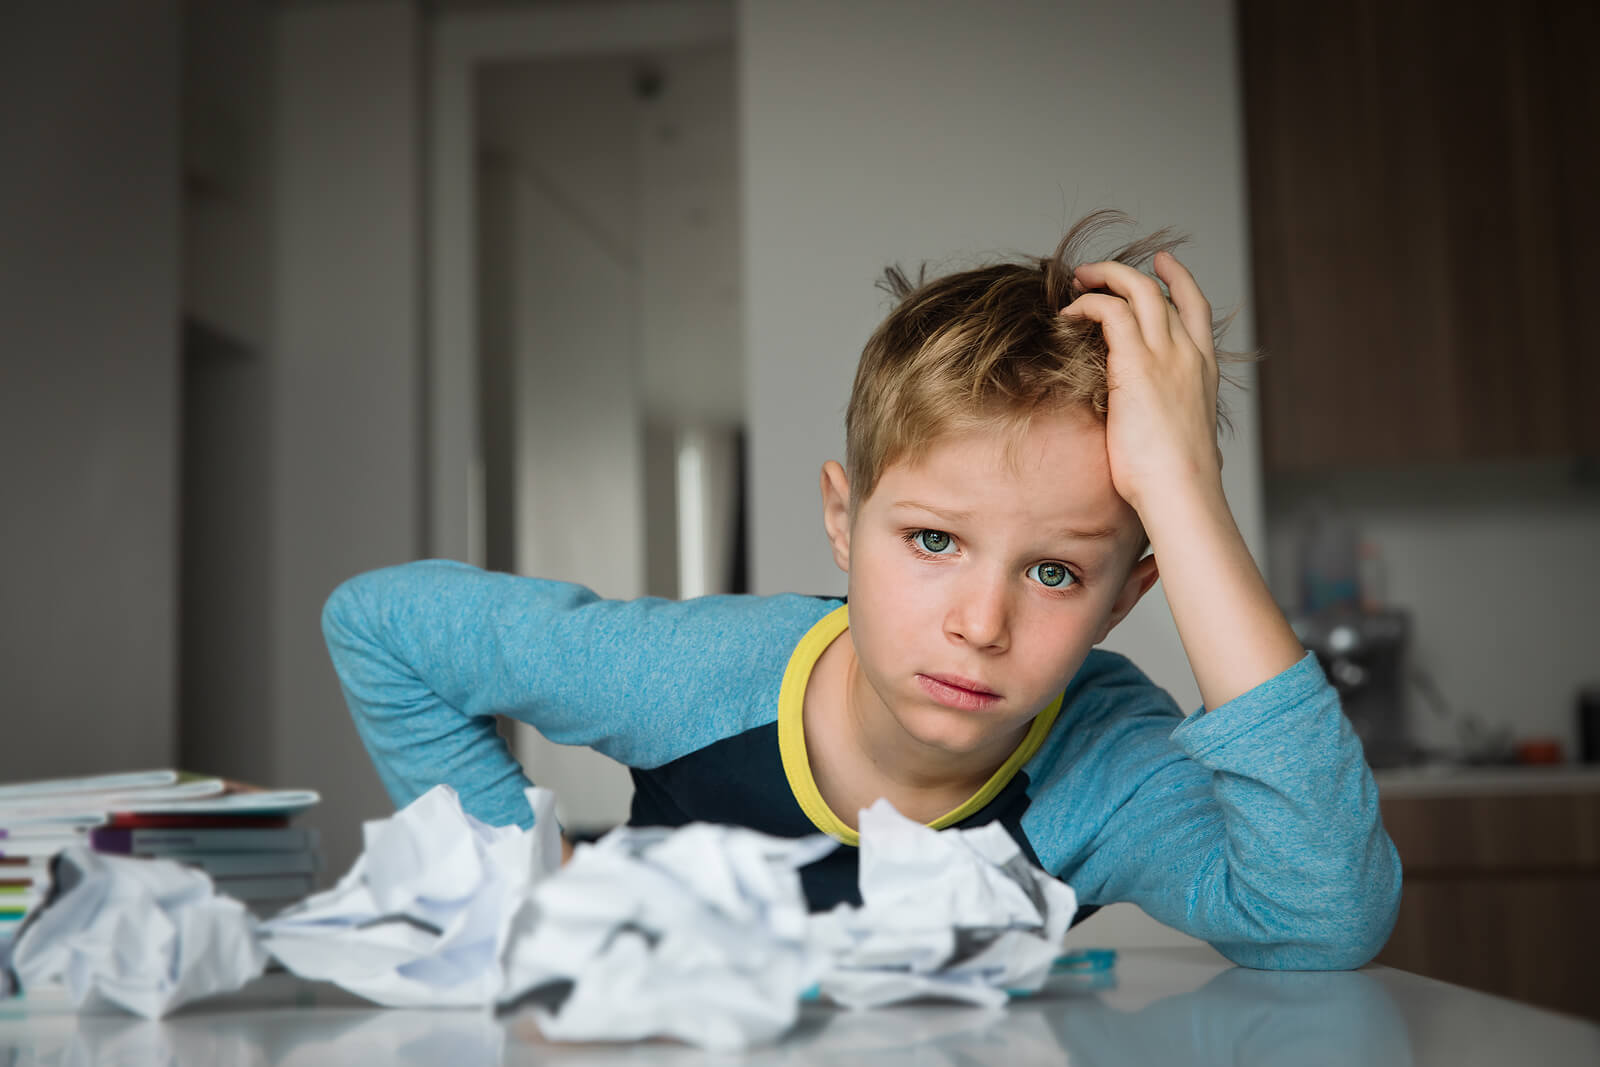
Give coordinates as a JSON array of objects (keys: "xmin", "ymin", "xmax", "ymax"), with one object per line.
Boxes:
[{"xmin": 844, "ymin": 210, "xmax": 1244, "ymax": 508}]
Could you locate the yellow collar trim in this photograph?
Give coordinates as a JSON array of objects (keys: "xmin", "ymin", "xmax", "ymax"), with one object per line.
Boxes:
[{"xmin": 776, "ymin": 604, "xmax": 1065, "ymax": 847}]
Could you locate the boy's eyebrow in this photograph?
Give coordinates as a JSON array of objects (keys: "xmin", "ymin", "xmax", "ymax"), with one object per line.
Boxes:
[
  {"xmin": 889, "ymin": 500, "xmax": 1121, "ymax": 543},
  {"xmin": 890, "ymin": 500, "xmax": 975, "ymax": 524}
]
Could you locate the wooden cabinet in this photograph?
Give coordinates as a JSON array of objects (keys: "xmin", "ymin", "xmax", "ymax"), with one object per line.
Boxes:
[
  {"xmin": 1376, "ymin": 788, "xmax": 1600, "ymax": 1020},
  {"xmin": 1238, "ymin": 0, "xmax": 1600, "ymax": 472}
]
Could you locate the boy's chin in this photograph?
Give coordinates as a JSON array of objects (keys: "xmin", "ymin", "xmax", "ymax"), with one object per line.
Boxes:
[{"xmin": 893, "ymin": 704, "xmax": 1031, "ymax": 760}]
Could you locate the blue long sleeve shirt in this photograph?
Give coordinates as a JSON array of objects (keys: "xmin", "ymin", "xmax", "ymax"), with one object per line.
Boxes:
[{"xmin": 322, "ymin": 559, "xmax": 1401, "ymax": 969}]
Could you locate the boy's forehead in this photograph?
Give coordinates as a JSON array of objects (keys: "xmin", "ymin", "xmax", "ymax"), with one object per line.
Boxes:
[{"xmin": 870, "ymin": 411, "xmax": 1140, "ymax": 545}]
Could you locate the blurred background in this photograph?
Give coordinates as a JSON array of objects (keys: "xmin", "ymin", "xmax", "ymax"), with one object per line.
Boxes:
[{"xmin": 2, "ymin": 0, "xmax": 1596, "ymax": 1017}]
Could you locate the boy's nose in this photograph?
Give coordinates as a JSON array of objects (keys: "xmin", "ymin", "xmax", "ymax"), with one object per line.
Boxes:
[{"xmin": 945, "ymin": 573, "xmax": 1011, "ymax": 652}]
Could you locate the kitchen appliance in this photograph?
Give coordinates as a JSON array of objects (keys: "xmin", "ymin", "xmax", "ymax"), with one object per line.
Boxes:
[{"xmin": 1291, "ymin": 608, "xmax": 1413, "ymax": 769}]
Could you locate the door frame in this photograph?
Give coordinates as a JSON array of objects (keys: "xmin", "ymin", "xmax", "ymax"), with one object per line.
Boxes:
[{"xmin": 428, "ymin": 0, "xmax": 733, "ymax": 564}]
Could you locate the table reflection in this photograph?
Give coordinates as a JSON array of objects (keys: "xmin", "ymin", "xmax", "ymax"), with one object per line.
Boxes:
[
  {"xmin": 2, "ymin": 963, "xmax": 1412, "ymax": 1067},
  {"xmin": 1042, "ymin": 966, "xmax": 1412, "ymax": 1067},
  {"xmin": 741, "ymin": 967, "xmax": 1411, "ymax": 1067},
  {"xmin": 9, "ymin": 1002, "xmax": 507, "ymax": 1067}
]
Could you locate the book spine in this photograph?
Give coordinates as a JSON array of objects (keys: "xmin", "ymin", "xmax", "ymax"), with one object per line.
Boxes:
[
  {"xmin": 153, "ymin": 850, "xmax": 319, "ymax": 877},
  {"xmin": 101, "ymin": 813, "xmax": 290, "ymax": 829},
  {"xmin": 88, "ymin": 827, "xmax": 316, "ymax": 853},
  {"xmin": 212, "ymin": 873, "xmax": 315, "ymax": 901}
]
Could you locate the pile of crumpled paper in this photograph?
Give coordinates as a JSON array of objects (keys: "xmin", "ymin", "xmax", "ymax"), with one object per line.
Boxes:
[
  {"xmin": 810, "ymin": 799, "xmax": 1078, "ymax": 1009},
  {"xmin": 260, "ymin": 785, "xmax": 563, "ymax": 1007},
  {"xmin": 495, "ymin": 821, "xmax": 835, "ymax": 1050},
  {"xmin": 7, "ymin": 785, "xmax": 1081, "ymax": 1051}
]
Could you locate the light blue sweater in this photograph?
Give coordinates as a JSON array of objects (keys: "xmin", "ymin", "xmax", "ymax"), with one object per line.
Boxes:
[{"xmin": 323, "ymin": 559, "xmax": 1402, "ymax": 969}]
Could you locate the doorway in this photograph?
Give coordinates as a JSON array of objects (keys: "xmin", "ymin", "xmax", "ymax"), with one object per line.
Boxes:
[{"xmin": 443, "ymin": 5, "xmax": 742, "ymax": 830}]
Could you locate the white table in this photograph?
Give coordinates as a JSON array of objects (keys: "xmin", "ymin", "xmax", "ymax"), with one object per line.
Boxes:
[{"xmin": 3, "ymin": 947, "xmax": 1597, "ymax": 1065}]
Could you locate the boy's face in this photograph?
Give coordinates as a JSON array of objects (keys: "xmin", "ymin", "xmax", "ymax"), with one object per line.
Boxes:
[{"xmin": 821, "ymin": 406, "xmax": 1159, "ymax": 759}]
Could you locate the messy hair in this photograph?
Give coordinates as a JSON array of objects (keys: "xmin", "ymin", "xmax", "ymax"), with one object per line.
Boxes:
[{"xmin": 844, "ymin": 209, "xmax": 1248, "ymax": 509}]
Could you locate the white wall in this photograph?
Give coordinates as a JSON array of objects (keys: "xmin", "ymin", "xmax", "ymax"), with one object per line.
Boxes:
[
  {"xmin": 740, "ymin": 0, "xmax": 1262, "ymax": 714},
  {"xmin": 478, "ymin": 46, "xmax": 742, "ymax": 428},
  {"xmin": 497, "ymin": 144, "xmax": 646, "ymax": 605},
  {"xmin": 270, "ymin": 2, "xmax": 424, "ymax": 875},
  {"xmin": 637, "ymin": 47, "xmax": 743, "ymax": 426},
  {"xmin": 0, "ymin": 1, "xmax": 180, "ymax": 780}
]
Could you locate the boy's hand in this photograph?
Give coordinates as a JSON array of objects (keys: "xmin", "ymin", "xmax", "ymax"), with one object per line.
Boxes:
[
  {"xmin": 1061, "ymin": 251, "xmax": 1223, "ymax": 514},
  {"xmin": 1061, "ymin": 252, "xmax": 1304, "ymax": 710}
]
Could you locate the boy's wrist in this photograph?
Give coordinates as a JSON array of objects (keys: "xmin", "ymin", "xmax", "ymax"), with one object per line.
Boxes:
[
  {"xmin": 1125, "ymin": 466, "xmax": 1228, "ymax": 533},
  {"xmin": 1133, "ymin": 473, "xmax": 1304, "ymax": 710}
]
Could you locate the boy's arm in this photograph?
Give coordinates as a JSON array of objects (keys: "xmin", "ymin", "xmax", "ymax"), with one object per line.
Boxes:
[
  {"xmin": 1059, "ymin": 256, "xmax": 1399, "ymax": 966},
  {"xmin": 1066, "ymin": 253, "xmax": 1303, "ymax": 710},
  {"xmin": 1031, "ymin": 653, "xmax": 1401, "ymax": 969},
  {"xmin": 1134, "ymin": 484, "xmax": 1303, "ymax": 711},
  {"xmin": 321, "ymin": 560, "xmax": 804, "ymax": 829},
  {"xmin": 321, "ymin": 560, "xmax": 616, "ymax": 828}
]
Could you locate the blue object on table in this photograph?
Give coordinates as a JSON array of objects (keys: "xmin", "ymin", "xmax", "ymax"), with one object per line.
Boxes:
[
  {"xmin": 1005, "ymin": 948, "xmax": 1118, "ymax": 996},
  {"xmin": 801, "ymin": 948, "xmax": 1118, "ymax": 1003},
  {"xmin": 1050, "ymin": 948, "xmax": 1117, "ymax": 975}
]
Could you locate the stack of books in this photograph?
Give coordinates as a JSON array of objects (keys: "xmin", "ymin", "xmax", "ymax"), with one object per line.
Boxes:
[{"xmin": 0, "ymin": 770, "xmax": 322, "ymax": 957}]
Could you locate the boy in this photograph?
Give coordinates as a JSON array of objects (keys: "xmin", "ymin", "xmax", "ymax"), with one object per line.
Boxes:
[{"xmin": 323, "ymin": 212, "xmax": 1401, "ymax": 970}]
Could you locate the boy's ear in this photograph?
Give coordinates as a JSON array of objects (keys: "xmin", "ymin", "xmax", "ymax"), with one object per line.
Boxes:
[
  {"xmin": 1095, "ymin": 553, "xmax": 1160, "ymax": 643},
  {"xmin": 819, "ymin": 461, "xmax": 852, "ymax": 573}
]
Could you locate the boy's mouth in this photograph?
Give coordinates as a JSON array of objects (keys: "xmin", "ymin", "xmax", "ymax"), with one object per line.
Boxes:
[{"xmin": 916, "ymin": 673, "xmax": 1002, "ymax": 711}]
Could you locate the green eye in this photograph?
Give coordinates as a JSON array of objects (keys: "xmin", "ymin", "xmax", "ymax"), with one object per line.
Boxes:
[
  {"xmin": 915, "ymin": 530, "xmax": 953, "ymax": 553},
  {"xmin": 1028, "ymin": 561, "xmax": 1073, "ymax": 588}
]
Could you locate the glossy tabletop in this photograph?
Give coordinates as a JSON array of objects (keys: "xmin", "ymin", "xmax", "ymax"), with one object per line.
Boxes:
[{"xmin": 2, "ymin": 947, "xmax": 1597, "ymax": 1066}]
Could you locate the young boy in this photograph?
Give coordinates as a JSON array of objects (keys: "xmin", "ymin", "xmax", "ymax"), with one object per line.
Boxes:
[{"xmin": 323, "ymin": 213, "xmax": 1401, "ymax": 970}]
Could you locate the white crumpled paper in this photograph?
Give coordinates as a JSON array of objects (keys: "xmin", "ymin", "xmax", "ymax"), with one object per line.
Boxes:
[
  {"xmin": 8, "ymin": 845, "xmax": 269, "ymax": 1018},
  {"xmin": 6, "ymin": 785, "xmax": 1080, "ymax": 1036},
  {"xmin": 260, "ymin": 784, "xmax": 561, "ymax": 1007},
  {"xmin": 809, "ymin": 799, "xmax": 1078, "ymax": 1009},
  {"xmin": 495, "ymin": 823, "xmax": 837, "ymax": 1052}
]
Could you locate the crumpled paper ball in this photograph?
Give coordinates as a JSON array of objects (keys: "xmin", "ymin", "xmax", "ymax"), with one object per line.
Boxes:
[
  {"xmin": 9, "ymin": 846, "xmax": 268, "ymax": 1018},
  {"xmin": 496, "ymin": 823, "xmax": 836, "ymax": 1051},
  {"xmin": 808, "ymin": 799, "xmax": 1078, "ymax": 1008},
  {"xmin": 260, "ymin": 784, "xmax": 561, "ymax": 1006}
]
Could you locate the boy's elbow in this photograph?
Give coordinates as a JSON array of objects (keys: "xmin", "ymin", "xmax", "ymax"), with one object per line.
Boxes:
[
  {"xmin": 321, "ymin": 576, "xmax": 363, "ymax": 648},
  {"xmin": 1218, "ymin": 916, "xmax": 1395, "ymax": 971},
  {"xmin": 320, "ymin": 571, "xmax": 395, "ymax": 681},
  {"xmin": 1327, "ymin": 833, "xmax": 1406, "ymax": 969},
  {"xmin": 1219, "ymin": 854, "xmax": 1403, "ymax": 971},
  {"xmin": 322, "ymin": 560, "xmax": 449, "ymax": 644},
  {"xmin": 322, "ymin": 567, "xmax": 396, "ymax": 644},
  {"xmin": 1342, "ymin": 862, "xmax": 1405, "ymax": 968}
]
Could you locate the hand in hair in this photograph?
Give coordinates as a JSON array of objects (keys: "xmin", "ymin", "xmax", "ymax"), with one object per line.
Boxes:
[
  {"xmin": 1060, "ymin": 251, "xmax": 1221, "ymax": 512},
  {"xmin": 1061, "ymin": 253, "xmax": 1302, "ymax": 711}
]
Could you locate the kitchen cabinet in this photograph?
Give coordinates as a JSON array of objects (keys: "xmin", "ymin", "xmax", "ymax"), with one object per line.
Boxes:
[
  {"xmin": 1238, "ymin": 0, "xmax": 1600, "ymax": 472},
  {"xmin": 1376, "ymin": 775, "xmax": 1600, "ymax": 1020}
]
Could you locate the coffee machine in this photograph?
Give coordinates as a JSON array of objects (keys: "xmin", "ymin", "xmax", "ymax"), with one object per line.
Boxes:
[{"xmin": 1292, "ymin": 609, "xmax": 1413, "ymax": 769}]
